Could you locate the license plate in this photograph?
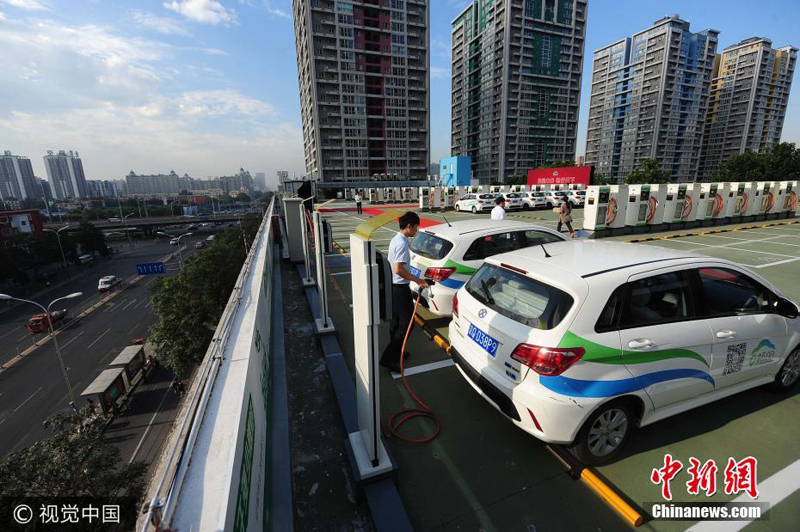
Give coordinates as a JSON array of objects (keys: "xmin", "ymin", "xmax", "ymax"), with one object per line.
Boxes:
[
  {"xmin": 468, "ymin": 323, "xmax": 500, "ymax": 357},
  {"xmin": 408, "ymin": 265, "xmax": 422, "ymax": 278}
]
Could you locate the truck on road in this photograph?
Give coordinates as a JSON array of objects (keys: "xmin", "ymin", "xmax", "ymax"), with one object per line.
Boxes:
[{"xmin": 27, "ymin": 309, "xmax": 69, "ymax": 334}]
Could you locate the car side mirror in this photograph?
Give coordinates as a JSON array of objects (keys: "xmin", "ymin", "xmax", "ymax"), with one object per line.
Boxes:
[{"xmin": 774, "ymin": 298, "xmax": 799, "ymax": 319}]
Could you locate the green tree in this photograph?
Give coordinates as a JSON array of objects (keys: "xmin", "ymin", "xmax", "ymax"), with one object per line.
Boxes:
[
  {"xmin": 149, "ymin": 214, "xmax": 263, "ymax": 374},
  {"xmin": 624, "ymin": 158, "xmax": 671, "ymax": 184},
  {"xmin": 711, "ymin": 150, "xmax": 767, "ymax": 182},
  {"xmin": 76, "ymin": 221, "xmax": 109, "ymax": 257},
  {"xmin": 505, "ymin": 175, "xmax": 527, "ymax": 186},
  {"xmin": 0, "ymin": 408, "xmax": 147, "ymax": 502},
  {"xmin": 536, "ymin": 159, "xmax": 576, "ymax": 169}
]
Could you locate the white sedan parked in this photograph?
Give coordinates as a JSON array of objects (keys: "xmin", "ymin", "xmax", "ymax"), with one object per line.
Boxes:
[
  {"xmin": 408, "ymin": 219, "xmax": 567, "ymax": 317},
  {"xmin": 501, "ymin": 192, "xmax": 525, "ymax": 210},
  {"xmin": 521, "ymin": 192, "xmax": 547, "ymax": 210},
  {"xmin": 449, "ymin": 240, "xmax": 800, "ymax": 464},
  {"xmin": 454, "ymin": 193, "xmax": 499, "ymax": 214}
]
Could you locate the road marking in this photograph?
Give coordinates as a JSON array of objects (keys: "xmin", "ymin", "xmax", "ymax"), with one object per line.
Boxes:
[
  {"xmin": 59, "ymin": 331, "xmax": 85, "ymax": 350},
  {"xmin": 87, "ymin": 328, "xmax": 111, "ymax": 349},
  {"xmin": 687, "ymin": 458, "xmax": 800, "ymax": 532},
  {"xmin": 0, "ymin": 327, "xmax": 24, "ymax": 341},
  {"xmin": 121, "ymin": 298, "xmax": 137, "ymax": 311},
  {"xmin": 753, "ymin": 257, "xmax": 800, "ymax": 269},
  {"xmin": 391, "ymin": 359, "xmax": 455, "ymax": 380},
  {"xmin": 13, "ymin": 387, "xmax": 42, "ymax": 412},
  {"xmin": 133, "ymin": 298, "xmax": 147, "ymax": 310},
  {"xmin": 128, "ymin": 383, "xmax": 174, "ymax": 464}
]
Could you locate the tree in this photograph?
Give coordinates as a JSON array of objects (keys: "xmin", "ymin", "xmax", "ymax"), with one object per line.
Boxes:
[
  {"xmin": 76, "ymin": 222, "xmax": 109, "ymax": 257},
  {"xmin": 711, "ymin": 142, "xmax": 800, "ymax": 182},
  {"xmin": 0, "ymin": 408, "xmax": 147, "ymax": 506},
  {"xmin": 625, "ymin": 158, "xmax": 671, "ymax": 184},
  {"xmin": 149, "ymin": 214, "xmax": 263, "ymax": 374},
  {"xmin": 236, "ymin": 193, "xmax": 252, "ymax": 203},
  {"xmin": 536, "ymin": 159, "xmax": 576, "ymax": 169},
  {"xmin": 505, "ymin": 175, "xmax": 527, "ymax": 186}
]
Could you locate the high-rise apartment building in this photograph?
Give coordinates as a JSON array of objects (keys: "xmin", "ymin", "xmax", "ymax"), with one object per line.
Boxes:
[
  {"xmin": 44, "ymin": 150, "xmax": 88, "ymax": 199},
  {"xmin": 698, "ymin": 37, "xmax": 797, "ymax": 180},
  {"xmin": 451, "ymin": 0, "xmax": 587, "ymax": 183},
  {"xmin": 585, "ymin": 15, "xmax": 719, "ymax": 182},
  {"xmin": 0, "ymin": 151, "xmax": 39, "ymax": 201},
  {"xmin": 292, "ymin": 0, "xmax": 430, "ymax": 182},
  {"xmin": 85, "ymin": 180, "xmax": 125, "ymax": 198}
]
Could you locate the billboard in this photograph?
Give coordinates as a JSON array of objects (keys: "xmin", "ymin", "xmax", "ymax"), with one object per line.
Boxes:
[{"xmin": 528, "ymin": 165, "xmax": 592, "ymax": 186}]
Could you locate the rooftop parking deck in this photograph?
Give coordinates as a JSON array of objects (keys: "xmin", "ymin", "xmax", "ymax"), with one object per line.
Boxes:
[{"xmin": 316, "ymin": 203, "xmax": 800, "ymax": 531}]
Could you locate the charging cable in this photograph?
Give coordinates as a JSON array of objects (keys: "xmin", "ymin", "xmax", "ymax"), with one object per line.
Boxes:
[{"xmin": 384, "ymin": 285, "xmax": 441, "ymax": 444}]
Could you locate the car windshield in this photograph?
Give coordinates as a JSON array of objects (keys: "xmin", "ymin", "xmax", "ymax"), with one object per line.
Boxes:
[
  {"xmin": 410, "ymin": 232, "xmax": 454, "ymax": 260},
  {"xmin": 506, "ymin": 193, "xmax": 521, "ymax": 198},
  {"xmin": 479, "ymin": 194, "xmax": 496, "ymax": 200},
  {"xmin": 466, "ymin": 264, "xmax": 574, "ymax": 330}
]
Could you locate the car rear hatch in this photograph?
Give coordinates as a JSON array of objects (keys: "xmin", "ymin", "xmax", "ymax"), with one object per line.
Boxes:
[
  {"xmin": 454, "ymin": 262, "xmax": 579, "ymax": 385},
  {"xmin": 408, "ymin": 230, "xmax": 454, "ymax": 282}
]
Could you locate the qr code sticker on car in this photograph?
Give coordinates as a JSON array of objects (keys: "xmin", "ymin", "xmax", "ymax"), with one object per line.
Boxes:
[{"xmin": 723, "ymin": 342, "xmax": 747, "ymax": 375}]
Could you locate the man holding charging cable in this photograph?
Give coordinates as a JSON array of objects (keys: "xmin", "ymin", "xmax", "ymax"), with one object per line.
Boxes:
[{"xmin": 380, "ymin": 211, "xmax": 430, "ymax": 373}]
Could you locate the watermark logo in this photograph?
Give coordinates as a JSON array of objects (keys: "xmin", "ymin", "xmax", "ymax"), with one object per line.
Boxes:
[
  {"xmin": 650, "ymin": 455, "xmax": 759, "ymax": 501},
  {"xmin": 749, "ymin": 339, "xmax": 776, "ymax": 367}
]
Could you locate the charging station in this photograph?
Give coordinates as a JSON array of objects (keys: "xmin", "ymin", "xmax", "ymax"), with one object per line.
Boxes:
[
  {"xmin": 419, "ymin": 187, "xmax": 430, "ymax": 211},
  {"xmin": 625, "ymin": 184, "xmax": 665, "ymax": 233},
  {"xmin": 766, "ymin": 181, "xmax": 785, "ymax": 219},
  {"xmin": 698, "ymin": 183, "xmax": 728, "ymax": 226},
  {"xmin": 584, "ymin": 185, "xmax": 628, "ymax": 236},
  {"xmin": 429, "ymin": 187, "xmax": 443, "ymax": 211},
  {"xmin": 680, "ymin": 184, "xmax": 701, "ymax": 228},
  {"xmin": 663, "ymin": 184, "xmax": 688, "ymax": 229},
  {"xmin": 347, "ymin": 212, "xmax": 400, "ymax": 483},
  {"xmin": 444, "ymin": 187, "xmax": 456, "ymax": 210},
  {"xmin": 313, "ymin": 201, "xmax": 335, "ymax": 334},
  {"xmin": 369, "ymin": 188, "xmax": 379, "ymax": 204},
  {"xmin": 782, "ymin": 181, "xmax": 798, "ymax": 217},
  {"xmin": 752, "ymin": 182, "xmax": 769, "ymax": 220},
  {"xmin": 725, "ymin": 182, "xmax": 748, "ymax": 221}
]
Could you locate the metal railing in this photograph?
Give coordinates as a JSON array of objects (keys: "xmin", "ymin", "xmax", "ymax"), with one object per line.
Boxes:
[{"xmin": 141, "ymin": 198, "xmax": 276, "ymax": 531}]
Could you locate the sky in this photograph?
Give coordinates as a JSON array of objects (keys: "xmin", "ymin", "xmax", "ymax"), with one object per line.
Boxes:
[{"xmin": 1, "ymin": 0, "xmax": 799, "ymax": 189}]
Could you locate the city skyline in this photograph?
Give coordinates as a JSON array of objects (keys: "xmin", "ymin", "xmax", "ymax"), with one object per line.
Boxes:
[{"xmin": 1, "ymin": 1, "xmax": 799, "ymax": 184}]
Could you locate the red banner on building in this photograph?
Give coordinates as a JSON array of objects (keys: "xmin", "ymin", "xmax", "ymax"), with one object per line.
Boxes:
[{"xmin": 528, "ymin": 166, "xmax": 592, "ymax": 186}]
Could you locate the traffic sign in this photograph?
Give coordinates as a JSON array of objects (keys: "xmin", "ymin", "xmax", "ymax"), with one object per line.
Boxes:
[{"xmin": 136, "ymin": 262, "xmax": 166, "ymax": 275}]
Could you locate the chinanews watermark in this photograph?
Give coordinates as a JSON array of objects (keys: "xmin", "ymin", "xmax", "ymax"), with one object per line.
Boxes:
[
  {"xmin": 648, "ymin": 454, "xmax": 768, "ymax": 521},
  {"xmin": 0, "ymin": 497, "xmax": 138, "ymax": 530}
]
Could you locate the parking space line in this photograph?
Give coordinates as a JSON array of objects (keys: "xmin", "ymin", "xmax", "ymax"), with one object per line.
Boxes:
[
  {"xmin": 687, "ymin": 458, "xmax": 800, "ymax": 532},
  {"xmin": 752, "ymin": 257, "xmax": 800, "ymax": 269},
  {"xmin": 87, "ymin": 328, "xmax": 111, "ymax": 349},
  {"xmin": 391, "ymin": 359, "xmax": 455, "ymax": 380}
]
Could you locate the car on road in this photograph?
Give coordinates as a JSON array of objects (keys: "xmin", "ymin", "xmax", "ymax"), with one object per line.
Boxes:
[
  {"xmin": 98, "ymin": 275, "xmax": 121, "ymax": 292},
  {"xmin": 521, "ymin": 191, "xmax": 547, "ymax": 210},
  {"xmin": 169, "ymin": 238, "xmax": 179, "ymax": 245},
  {"xmin": 454, "ymin": 193, "xmax": 498, "ymax": 214},
  {"xmin": 108, "ymin": 217, "xmax": 122, "ymax": 223},
  {"xmin": 449, "ymin": 240, "xmax": 800, "ymax": 465},
  {"xmin": 27, "ymin": 309, "xmax": 68, "ymax": 333},
  {"xmin": 187, "ymin": 224, "xmax": 198, "ymax": 230},
  {"xmin": 501, "ymin": 192, "xmax": 524, "ymax": 210},
  {"xmin": 408, "ymin": 219, "xmax": 567, "ymax": 317},
  {"xmin": 194, "ymin": 241, "xmax": 206, "ymax": 249}
]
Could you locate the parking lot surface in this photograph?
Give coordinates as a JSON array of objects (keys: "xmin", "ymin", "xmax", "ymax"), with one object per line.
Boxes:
[{"xmin": 318, "ymin": 202, "xmax": 800, "ymax": 531}]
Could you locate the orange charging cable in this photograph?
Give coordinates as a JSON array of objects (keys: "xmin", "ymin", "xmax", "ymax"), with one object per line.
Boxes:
[{"xmin": 384, "ymin": 291, "xmax": 441, "ymax": 444}]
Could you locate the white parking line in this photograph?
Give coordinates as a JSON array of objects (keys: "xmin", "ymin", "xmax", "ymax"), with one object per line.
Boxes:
[
  {"xmin": 687, "ymin": 458, "xmax": 800, "ymax": 532},
  {"xmin": 391, "ymin": 359, "xmax": 455, "ymax": 380},
  {"xmin": 663, "ymin": 235, "xmax": 798, "ymax": 258},
  {"xmin": 87, "ymin": 328, "xmax": 111, "ymax": 349},
  {"xmin": 753, "ymin": 257, "xmax": 800, "ymax": 269}
]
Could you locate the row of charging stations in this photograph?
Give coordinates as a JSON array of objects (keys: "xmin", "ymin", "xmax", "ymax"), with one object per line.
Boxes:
[{"xmin": 584, "ymin": 180, "xmax": 798, "ymax": 235}]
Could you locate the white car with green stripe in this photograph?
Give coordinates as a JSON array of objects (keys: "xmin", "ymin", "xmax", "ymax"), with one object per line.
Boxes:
[
  {"xmin": 408, "ymin": 219, "xmax": 566, "ymax": 317},
  {"xmin": 449, "ymin": 240, "xmax": 800, "ymax": 464}
]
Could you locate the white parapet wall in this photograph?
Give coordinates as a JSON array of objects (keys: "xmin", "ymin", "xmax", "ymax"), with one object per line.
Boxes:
[{"xmin": 141, "ymin": 199, "xmax": 277, "ymax": 531}]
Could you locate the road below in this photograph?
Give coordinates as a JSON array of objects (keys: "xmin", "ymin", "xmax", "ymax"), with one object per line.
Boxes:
[{"xmin": 0, "ymin": 239, "xmax": 199, "ymax": 460}]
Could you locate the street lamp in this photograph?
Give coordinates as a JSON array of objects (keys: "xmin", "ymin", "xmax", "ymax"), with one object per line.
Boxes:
[
  {"xmin": 0, "ymin": 292, "xmax": 83, "ymax": 412},
  {"xmin": 122, "ymin": 212, "xmax": 136, "ymax": 252},
  {"xmin": 44, "ymin": 224, "xmax": 70, "ymax": 270},
  {"xmin": 158, "ymin": 231, "xmax": 192, "ymax": 268}
]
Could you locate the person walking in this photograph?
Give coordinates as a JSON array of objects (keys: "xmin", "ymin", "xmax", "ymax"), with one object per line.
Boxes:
[
  {"xmin": 556, "ymin": 195, "xmax": 575, "ymax": 238},
  {"xmin": 491, "ymin": 196, "xmax": 506, "ymax": 220},
  {"xmin": 380, "ymin": 211, "xmax": 430, "ymax": 373},
  {"xmin": 354, "ymin": 191, "xmax": 363, "ymax": 215}
]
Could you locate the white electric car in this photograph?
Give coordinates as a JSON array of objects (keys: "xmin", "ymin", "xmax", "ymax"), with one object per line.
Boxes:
[
  {"xmin": 454, "ymin": 193, "xmax": 499, "ymax": 214},
  {"xmin": 408, "ymin": 219, "xmax": 567, "ymax": 317},
  {"xmin": 521, "ymin": 192, "xmax": 547, "ymax": 210},
  {"xmin": 565, "ymin": 190, "xmax": 585, "ymax": 207},
  {"xmin": 501, "ymin": 192, "xmax": 525, "ymax": 210},
  {"xmin": 449, "ymin": 240, "xmax": 800, "ymax": 465}
]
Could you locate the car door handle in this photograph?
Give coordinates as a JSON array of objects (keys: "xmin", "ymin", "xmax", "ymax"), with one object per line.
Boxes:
[
  {"xmin": 716, "ymin": 329, "xmax": 737, "ymax": 339},
  {"xmin": 628, "ymin": 339, "xmax": 655, "ymax": 349}
]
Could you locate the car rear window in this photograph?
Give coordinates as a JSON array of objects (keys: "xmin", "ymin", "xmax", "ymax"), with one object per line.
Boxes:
[
  {"xmin": 466, "ymin": 263, "xmax": 574, "ymax": 330},
  {"xmin": 410, "ymin": 232, "xmax": 453, "ymax": 260},
  {"xmin": 479, "ymin": 194, "xmax": 496, "ymax": 200}
]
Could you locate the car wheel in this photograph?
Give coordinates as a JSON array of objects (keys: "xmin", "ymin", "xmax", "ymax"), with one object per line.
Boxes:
[
  {"xmin": 770, "ymin": 347, "xmax": 800, "ymax": 392},
  {"xmin": 472, "ymin": 206, "xmax": 477, "ymax": 214},
  {"xmin": 569, "ymin": 400, "xmax": 634, "ymax": 465},
  {"xmin": 455, "ymin": 204, "xmax": 460, "ymax": 212},
  {"xmin": 546, "ymin": 202, "xmax": 553, "ymax": 209},
  {"xmin": 523, "ymin": 203, "xmax": 530, "ymax": 210}
]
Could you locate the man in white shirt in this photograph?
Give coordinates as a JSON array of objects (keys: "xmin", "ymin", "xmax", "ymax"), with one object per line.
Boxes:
[
  {"xmin": 354, "ymin": 191, "xmax": 363, "ymax": 215},
  {"xmin": 381, "ymin": 211, "xmax": 430, "ymax": 373},
  {"xmin": 491, "ymin": 196, "xmax": 506, "ymax": 220}
]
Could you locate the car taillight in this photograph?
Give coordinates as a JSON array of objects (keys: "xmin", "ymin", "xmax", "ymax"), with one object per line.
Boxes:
[
  {"xmin": 478, "ymin": 200, "xmax": 483, "ymax": 204},
  {"xmin": 424, "ymin": 266, "xmax": 456, "ymax": 282},
  {"xmin": 509, "ymin": 344, "xmax": 585, "ymax": 376},
  {"xmin": 452, "ymin": 292, "xmax": 459, "ymax": 317}
]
